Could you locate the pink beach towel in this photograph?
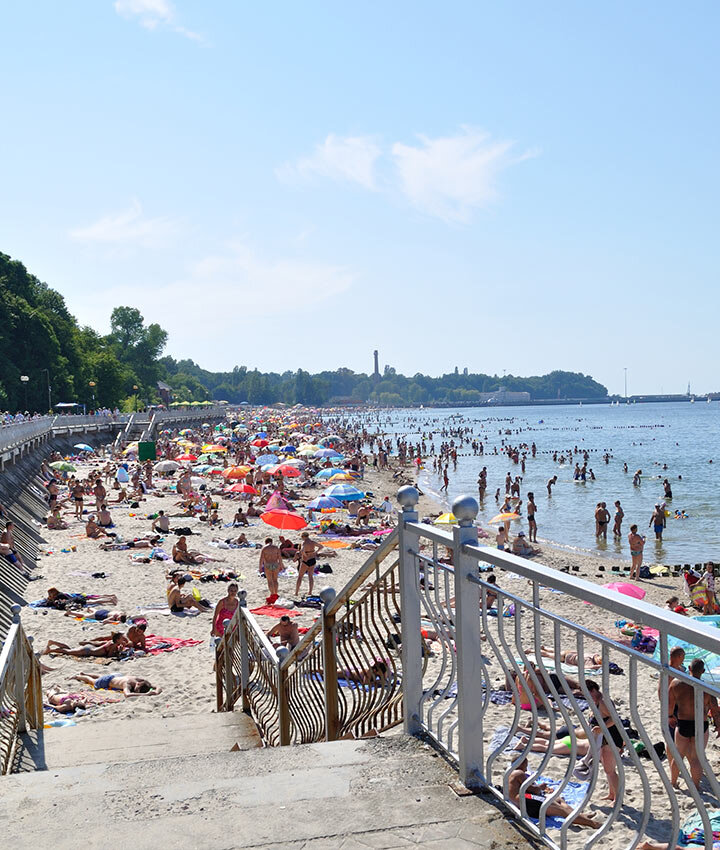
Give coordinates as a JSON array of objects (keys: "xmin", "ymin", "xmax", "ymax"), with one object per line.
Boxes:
[
  {"xmin": 249, "ymin": 606, "xmax": 300, "ymax": 619},
  {"xmin": 145, "ymin": 635, "xmax": 204, "ymax": 654}
]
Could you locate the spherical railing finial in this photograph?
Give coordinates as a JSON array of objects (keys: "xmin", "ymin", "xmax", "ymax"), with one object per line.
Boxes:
[
  {"xmin": 276, "ymin": 646, "xmax": 289, "ymax": 663},
  {"xmin": 452, "ymin": 494, "xmax": 479, "ymax": 527},
  {"xmin": 237, "ymin": 589, "xmax": 247, "ymax": 608},
  {"xmin": 10, "ymin": 603, "xmax": 21, "ymax": 624},
  {"xmin": 319, "ymin": 586, "xmax": 336, "ymax": 609},
  {"xmin": 397, "ymin": 486, "xmax": 419, "ymax": 512}
]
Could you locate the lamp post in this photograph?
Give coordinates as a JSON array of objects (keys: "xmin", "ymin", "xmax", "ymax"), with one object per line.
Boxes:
[
  {"xmin": 41, "ymin": 368, "xmax": 51, "ymax": 412},
  {"xmin": 132, "ymin": 385, "xmax": 139, "ymax": 413},
  {"xmin": 20, "ymin": 375, "xmax": 29, "ymax": 411},
  {"xmin": 88, "ymin": 381, "xmax": 96, "ymax": 411}
]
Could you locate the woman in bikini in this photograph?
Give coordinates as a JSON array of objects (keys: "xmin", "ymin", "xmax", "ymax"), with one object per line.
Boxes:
[
  {"xmin": 538, "ymin": 645, "xmax": 602, "ymax": 669},
  {"xmin": 42, "ymin": 632, "xmax": 125, "ymax": 658},
  {"xmin": 295, "ymin": 532, "xmax": 324, "ymax": 597},
  {"xmin": 212, "ymin": 582, "xmax": 240, "ymax": 636}
]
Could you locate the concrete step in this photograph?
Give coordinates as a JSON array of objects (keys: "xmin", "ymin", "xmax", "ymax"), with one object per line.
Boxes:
[
  {"xmin": 1, "ymin": 734, "xmax": 529, "ymax": 849},
  {"xmin": 40, "ymin": 710, "xmax": 261, "ymax": 768}
]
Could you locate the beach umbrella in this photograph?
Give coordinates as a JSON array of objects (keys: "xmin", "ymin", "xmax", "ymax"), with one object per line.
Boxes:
[
  {"xmin": 252, "ymin": 438, "xmax": 269, "ymax": 448},
  {"xmin": 314, "ymin": 468, "xmax": 344, "ymax": 480},
  {"xmin": 324, "ymin": 483, "xmax": 365, "ymax": 501},
  {"xmin": 226, "ymin": 483, "xmax": 258, "ymax": 494},
  {"xmin": 602, "ymin": 582, "xmax": 646, "ymax": 600},
  {"xmin": 73, "ymin": 443, "xmax": 93, "ymax": 452},
  {"xmin": 208, "ymin": 468, "xmax": 225, "ymax": 475},
  {"xmin": 222, "ymin": 466, "xmax": 251, "ymax": 480},
  {"xmin": 307, "ymin": 495, "xmax": 343, "ymax": 510},
  {"xmin": 192, "ymin": 464, "xmax": 212, "ymax": 473},
  {"xmin": 327, "ymin": 473, "xmax": 354, "ymax": 482},
  {"xmin": 202, "ymin": 444, "xmax": 227, "ymax": 453},
  {"xmin": 488, "ymin": 512, "xmax": 521, "ymax": 524},
  {"xmin": 176, "ymin": 454, "xmax": 197, "ymax": 462},
  {"xmin": 318, "ymin": 436, "xmax": 342, "ymax": 447},
  {"xmin": 434, "ymin": 513, "xmax": 457, "ymax": 525},
  {"xmin": 154, "ymin": 460, "xmax": 180, "ymax": 472},
  {"xmin": 261, "ymin": 509, "xmax": 307, "ymax": 531},
  {"xmin": 50, "ymin": 461, "xmax": 76, "ymax": 472},
  {"xmin": 280, "ymin": 445, "xmax": 296, "ymax": 453},
  {"xmin": 315, "ymin": 448, "xmax": 342, "ymax": 458},
  {"xmin": 270, "ymin": 464, "xmax": 301, "ymax": 477},
  {"xmin": 255, "ymin": 453, "xmax": 279, "ymax": 466},
  {"xmin": 253, "ymin": 432, "xmax": 268, "ymax": 439}
]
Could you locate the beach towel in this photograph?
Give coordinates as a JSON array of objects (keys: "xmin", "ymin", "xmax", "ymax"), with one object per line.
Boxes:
[
  {"xmin": 528, "ymin": 776, "xmax": 591, "ymax": 829},
  {"xmin": 250, "ymin": 606, "xmax": 301, "ymax": 618},
  {"xmin": 145, "ymin": 635, "xmax": 203, "ymax": 654}
]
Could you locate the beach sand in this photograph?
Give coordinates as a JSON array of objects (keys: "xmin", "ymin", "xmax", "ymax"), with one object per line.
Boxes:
[{"xmin": 22, "ymin": 447, "xmax": 718, "ymax": 842}]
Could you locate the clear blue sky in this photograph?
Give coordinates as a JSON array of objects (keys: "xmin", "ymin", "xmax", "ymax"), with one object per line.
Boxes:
[{"xmin": 2, "ymin": 1, "xmax": 718, "ymax": 395}]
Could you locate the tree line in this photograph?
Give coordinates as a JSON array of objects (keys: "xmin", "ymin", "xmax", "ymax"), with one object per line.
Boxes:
[{"xmin": 0, "ymin": 251, "xmax": 608, "ymax": 411}]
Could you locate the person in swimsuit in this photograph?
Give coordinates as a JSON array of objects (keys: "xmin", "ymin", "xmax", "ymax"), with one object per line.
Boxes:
[
  {"xmin": 72, "ymin": 482, "xmax": 84, "ymax": 519},
  {"xmin": 628, "ymin": 525, "xmax": 645, "ymax": 580},
  {"xmin": 266, "ymin": 614, "xmax": 300, "ymax": 649},
  {"xmin": 669, "ymin": 658, "xmax": 720, "ymax": 788},
  {"xmin": 212, "ymin": 582, "xmax": 240, "ymax": 636},
  {"xmin": 72, "ymin": 672, "xmax": 161, "ymax": 696},
  {"xmin": 538, "ymin": 646, "xmax": 602, "ymax": 669},
  {"xmin": 260, "ymin": 537, "xmax": 283, "ymax": 600},
  {"xmin": 166, "ymin": 575, "xmax": 208, "ymax": 613},
  {"xmin": 586, "ymin": 680, "xmax": 623, "ymax": 801},
  {"xmin": 613, "ymin": 500, "xmax": 624, "ymax": 537},
  {"xmin": 45, "ymin": 689, "xmax": 88, "ymax": 714},
  {"xmin": 295, "ymin": 532, "xmax": 324, "ymax": 597},
  {"xmin": 595, "ymin": 502, "xmax": 610, "ymax": 540},
  {"xmin": 46, "ymin": 507, "xmax": 68, "ymax": 530},
  {"xmin": 649, "ymin": 504, "xmax": 666, "ymax": 541},
  {"xmin": 508, "ymin": 758, "xmax": 600, "ymax": 827},
  {"xmin": 85, "ymin": 515, "xmax": 110, "ymax": 539},
  {"xmin": 42, "ymin": 633, "xmax": 124, "ymax": 658},
  {"xmin": 526, "ymin": 492, "xmax": 537, "ymax": 542}
]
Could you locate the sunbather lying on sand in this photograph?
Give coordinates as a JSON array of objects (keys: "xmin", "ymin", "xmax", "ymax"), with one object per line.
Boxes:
[
  {"xmin": 43, "ymin": 633, "xmax": 124, "ymax": 658},
  {"xmin": 45, "ymin": 688, "xmax": 88, "ymax": 714},
  {"xmin": 72, "ymin": 672, "xmax": 161, "ymax": 696}
]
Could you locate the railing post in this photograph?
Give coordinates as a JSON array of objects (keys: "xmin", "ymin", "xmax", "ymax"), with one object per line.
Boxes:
[
  {"xmin": 451, "ymin": 495, "xmax": 485, "ymax": 790},
  {"xmin": 238, "ymin": 593, "xmax": 250, "ymax": 712},
  {"xmin": 320, "ymin": 586, "xmax": 339, "ymax": 741},
  {"xmin": 11, "ymin": 605, "xmax": 27, "ymax": 733},
  {"xmin": 277, "ymin": 647, "xmax": 291, "ymax": 746},
  {"xmin": 396, "ymin": 485, "xmax": 423, "ymax": 736}
]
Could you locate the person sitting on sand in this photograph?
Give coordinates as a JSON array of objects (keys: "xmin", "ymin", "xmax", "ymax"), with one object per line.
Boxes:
[
  {"xmin": 343, "ymin": 660, "xmax": 389, "ymax": 686},
  {"xmin": 72, "ymin": 672, "xmax": 161, "ymax": 696},
  {"xmin": 278, "ymin": 535, "xmax": 298, "ymax": 558},
  {"xmin": 81, "ymin": 622, "xmax": 147, "ymax": 650},
  {"xmin": 46, "ymin": 507, "xmax": 68, "ymax": 530},
  {"xmin": 43, "ymin": 633, "xmax": 125, "ymax": 658},
  {"xmin": 85, "ymin": 515, "xmax": 110, "ymax": 539},
  {"xmin": 152, "ymin": 510, "xmax": 170, "ymax": 534},
  {"xmin": 233, "ymin": 508, "xmax": 249, "ymax": 527},
  {"xmin": 166, "ymin": 575, "xmax": 209, "ymax": 613},
  {"xmin": 511, "ymin": 532, "xmax": 540, "ymax": 558},
  {"xmin": 508, "ymin": 757, "xmax": 600, "ymax": 828},
  {"xmin": 266, "ymin": 614, "xmax": 300, "ymax": 649},
  {"xmin": 537, "ymin": 646, "xmax": 602, "ymax": 669},
  {"xmin": 246, "ymin": 501, "xmax": 260, "ymax": 517},
  {"xmin": 233, "ymin": 533, "xmax": 250, "ymax": 547},
  {"xmin": 45, "ymin": 688, "xmax": 88, "ymax": 714},
  {"xmin": 172, "ymin": 536, "xmax": 201, "ymax": 565},
  {"xmin": 97, "ymin": 504, "xmax": 113, "ymax": 527}
]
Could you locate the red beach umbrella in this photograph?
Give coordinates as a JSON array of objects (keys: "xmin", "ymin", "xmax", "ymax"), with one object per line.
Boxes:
[{"xmin": 260, "ymin": 509, "xmax": 307, "ymax": 531}]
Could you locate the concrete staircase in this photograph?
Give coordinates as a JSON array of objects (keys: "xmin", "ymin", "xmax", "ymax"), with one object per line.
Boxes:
[{"xmin": 1, "ymin": 712, "xmax": 530, "ymax": 850}]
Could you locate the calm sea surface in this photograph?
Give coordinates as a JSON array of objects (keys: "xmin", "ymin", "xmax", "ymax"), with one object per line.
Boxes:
[{"xmin": 357, "ymin": 402, "xmax": 720, "ymax": 565}]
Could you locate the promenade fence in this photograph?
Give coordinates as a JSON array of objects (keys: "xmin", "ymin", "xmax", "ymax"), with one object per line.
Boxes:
[
  {"xmin": 220, "ymin": 487, "xmax": 720, "ymax": 850},
  {"xmin": 0, "ymin": 605, "xmax": 42, "ymax": 774}
]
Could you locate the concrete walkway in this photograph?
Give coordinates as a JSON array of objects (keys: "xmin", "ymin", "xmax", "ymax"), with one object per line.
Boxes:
[{"xmin": 1, "ymin": 713, "xmax": 532, "ymax": 850}]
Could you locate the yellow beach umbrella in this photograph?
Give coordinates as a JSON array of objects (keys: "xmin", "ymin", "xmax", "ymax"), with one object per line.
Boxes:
[{"xmin": 434, "ymin": 513, "xmax": 457, "ymax": 525}]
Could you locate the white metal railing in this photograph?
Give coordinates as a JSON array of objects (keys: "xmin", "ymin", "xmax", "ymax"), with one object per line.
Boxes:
[
  {"xmin": 395, "ymin": 487, "xmax": 720, "ymax": 850},
  {"xmin": 0, "ymin": 605, "xmax": 43, "ymax": 774},
  {"xmin": 0, "ymin": 418, "xmax": 54, "ymax": 452}
]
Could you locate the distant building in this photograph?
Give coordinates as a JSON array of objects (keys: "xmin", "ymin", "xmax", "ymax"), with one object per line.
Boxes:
[
  {"xmin": 463, "ymin": 367, "xmax": 468, "ymax": 376},
  {"xmin": 372, "ymin": 350, "xmax": 380, "ymax": 380},
  {"xmin": 479, "ymin": 386, "xmax": 531, "ymax": 405}
]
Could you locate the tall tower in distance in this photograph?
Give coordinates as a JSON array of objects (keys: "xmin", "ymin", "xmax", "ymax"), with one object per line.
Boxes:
[{"xmin": 373, "ymin": 350, "xmax": 380, "ymax": 378}]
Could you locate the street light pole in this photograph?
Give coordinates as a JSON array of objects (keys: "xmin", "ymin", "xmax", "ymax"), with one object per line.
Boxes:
[
  {"xmin": 41, "ymin": 368, "xmax": 51, "ymax": 412},
  {"xmin": 88, "ymin": 381, "xmax": 96, "ymax": 411},
  {"xmin": 20, "ymin": 375, "xmax": 29, "ymax": 411},
  {"xmin": 132, "ymin": 385, "xmax": 139, "ymax": 413}
]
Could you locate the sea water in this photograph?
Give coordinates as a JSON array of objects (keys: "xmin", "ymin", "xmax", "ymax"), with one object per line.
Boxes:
[{"xmin": 358, "ymin": 402, "xmax": 720, "ymax": 565}]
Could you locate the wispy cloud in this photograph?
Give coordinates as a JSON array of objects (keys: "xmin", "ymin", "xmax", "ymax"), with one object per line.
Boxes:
[
  {"xmin": 280, "ymin": 128, "xmax": 536, "ymax": 222},
  {"xmin": 70, "ymin": 200, "xmax": 178, "ymax": 245},
  {"xmin": 392, "ymin": 128, "xmax": 534, "ymax": 222},
  {"xmin": 277, "ymin": 134, "xmax": 381, "ymax": 190},
  {"xmin": 185, "ymin": 241, "xmax": 354, "ymax": 310},
  {"xmin": 113, "ymin": 0, "xmax": 205, "ymax": 43}
]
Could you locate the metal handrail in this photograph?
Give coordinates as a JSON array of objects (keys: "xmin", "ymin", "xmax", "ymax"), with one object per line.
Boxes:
[
  {"xmin": 398, "ymin": 494, "xmax": 720, "ymax": 850},
  {"xmin": 0, "ymin": 606, "xmax": 43, "ymax": 774}
]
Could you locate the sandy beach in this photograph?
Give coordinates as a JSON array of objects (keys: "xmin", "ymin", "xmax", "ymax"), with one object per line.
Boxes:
[{"xmin": 18, "ymin": 418, "xmax": 720, "ymax": 845}]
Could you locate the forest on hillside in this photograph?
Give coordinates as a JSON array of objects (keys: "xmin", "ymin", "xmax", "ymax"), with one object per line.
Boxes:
[{"xmin": 0, "ymin": 252, "xmax": 608, "ymax": 410}]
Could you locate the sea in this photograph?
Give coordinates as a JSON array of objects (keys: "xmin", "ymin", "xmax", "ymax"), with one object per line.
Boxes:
[{"xmin": 355, "ymin": 402, "xmax": 720, "ymax": 565}]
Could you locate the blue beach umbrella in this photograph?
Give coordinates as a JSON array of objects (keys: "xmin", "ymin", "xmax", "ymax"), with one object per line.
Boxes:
[
  {"xmin": 315, "ymin": 448, "xmax": 342, "ymax": 458},
  {"xmin": 280, "ymin": 445, "xmax": 297, "ymax": 453},
  {"xmin": 307, "ymin": 495, "xmax": 343, "ymax": 510},
  {"xmin": 255, "ymin": 453, "xmax": 279, "ymax": 466},
  {"xmin": 73, "ymin": 443, "xmax": 93, "ymax": 452},
  {"xmin": 324, "ymin": 483, "xmax": 365, "ymax": 502},
  {"xmin": 314, "ymin": 468, "xmax": 344, "ymax": 480}
]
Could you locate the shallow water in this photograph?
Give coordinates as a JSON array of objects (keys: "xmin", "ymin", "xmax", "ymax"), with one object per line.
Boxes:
[{"xmin": 357, "ymin": 402, "xmax": 720, "ymax": 564}]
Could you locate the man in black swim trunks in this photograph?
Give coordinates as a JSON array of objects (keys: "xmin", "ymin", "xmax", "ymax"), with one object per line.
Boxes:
[{"xmin": 669, "ymin": 658, "xmax": 720, "ymax": 788}]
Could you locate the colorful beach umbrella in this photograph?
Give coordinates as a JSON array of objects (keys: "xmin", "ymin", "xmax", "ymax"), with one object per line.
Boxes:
[
  {"xmin": 269, "ymin": 464, "xmax": 301, "ymax": 477},
  {"xmin": 307, "ymin": 495, "xmax": 343, "ymax": 510},
  {"xmin": 434, "ymin": 513, "xmax": 457, "ymax": 525},
  {"xmin": 260, "ymin": 509, "xmax": 307, "ymax": 530},
  {"xmin": 226, "ymin": 483, "xmax": 257, "ymax": 494},
  {"xmin": 222, "ymin": 466, "xmax": 251, "ymax": 480},
  {"xmin": 488, "ymin": 512, "xmax": 521, "ymax": 524},
  {"xmin": 324, "ymin": 483, "xmax": 365, "ymax": 501},
  {"xmin": 73, "ymin": 443, "xmax": 93, "ymax": 452},
  {"xmin": 50, "ymin": 461, "xmax": 76, "ymax": 472}
]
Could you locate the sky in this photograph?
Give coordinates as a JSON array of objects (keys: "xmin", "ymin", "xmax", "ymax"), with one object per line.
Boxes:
[{"xmin": 1, "ymin": 1, "xmax": 719, "ymax": 395}]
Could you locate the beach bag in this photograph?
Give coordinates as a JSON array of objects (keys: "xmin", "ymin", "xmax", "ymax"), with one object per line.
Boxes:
[{"xmin": 639, "ymin": 566, "xmax": 651, "ymax": 579}]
